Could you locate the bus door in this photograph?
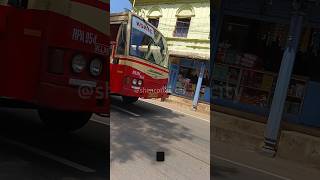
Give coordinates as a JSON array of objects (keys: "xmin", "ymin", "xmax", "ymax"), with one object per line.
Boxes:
[{"xmin": 110, "ymin": 23, "xmax": 127, "ymax": 93}]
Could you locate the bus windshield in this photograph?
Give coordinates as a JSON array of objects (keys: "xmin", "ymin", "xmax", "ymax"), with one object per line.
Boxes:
[{"xmin": 129, "ymin": 15, "xmax": 169, "ymax": 68}]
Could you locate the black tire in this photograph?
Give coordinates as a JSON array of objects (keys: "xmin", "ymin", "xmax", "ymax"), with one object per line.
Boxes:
[
  {"xmin": 38, "ymin": 108, "xmax": 92, "ymax": 132},
  {"xmin": 122, "ymin": 96, "xmax": 139, "ymax": 104}
]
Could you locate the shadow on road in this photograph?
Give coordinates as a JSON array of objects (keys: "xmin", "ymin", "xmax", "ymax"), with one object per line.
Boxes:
[
  {"xmin": 110, "ymin": 96, "xmax": 195, "ymax": 164},
  {"xmin": 211, "ymin": 164, "xmax": 239, "ymax": 178},
  {"xmin": 0, "ymin": 108, "xmax": 109, "ymax": 179}
]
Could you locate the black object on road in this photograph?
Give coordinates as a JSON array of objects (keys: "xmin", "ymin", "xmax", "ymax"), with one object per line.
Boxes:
[{"xmin": 156, "ymin": 152, "xmax": 165, "ymax": 162}]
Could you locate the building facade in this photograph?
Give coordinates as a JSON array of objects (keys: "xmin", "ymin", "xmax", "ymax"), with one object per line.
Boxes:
[
  {"xmin": 130, "ymin": 0, "xmax": 210, "ymax": 106},
  {"xmin": 212, "ymin": 0, "xmax": 320, "ymax": 152}
]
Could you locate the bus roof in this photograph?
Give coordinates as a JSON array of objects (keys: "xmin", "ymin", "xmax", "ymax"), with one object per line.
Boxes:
[
  {"xmin": 111, "ymin": 11, "xmax": 166, "ymax": 40},
  {"xmin": 110, "ymin": 12, "xmax": 130, "ymax": 24}
]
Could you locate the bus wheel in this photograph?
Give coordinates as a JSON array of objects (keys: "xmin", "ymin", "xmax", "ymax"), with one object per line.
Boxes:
[
  {"xmin": 122, "ymin": 96, "xmax": 139, "ymax": 104},
  {"xmin": 38, "ymin": 109, "xmax": 92, "ymax": 132}
]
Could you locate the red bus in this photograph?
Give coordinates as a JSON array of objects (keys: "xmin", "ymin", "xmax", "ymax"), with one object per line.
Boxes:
[
  {"xmin": 0, "ymin": 0, "xmax": 110, "ymax": 132},
  {"xmin": 110, "ymin": 12, "xmax": 169, "ymax": 104}
]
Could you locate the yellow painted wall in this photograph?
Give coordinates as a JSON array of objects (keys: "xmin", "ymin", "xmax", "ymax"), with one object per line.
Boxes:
[{"xmin": 132, "ymin": 1, "xmax": 210, "ymax": 59}]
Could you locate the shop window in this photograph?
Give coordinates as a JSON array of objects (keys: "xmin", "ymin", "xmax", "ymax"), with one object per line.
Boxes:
[
  {"xmin": 173, "ymin": 18, "xmax": 191, "ymax": 38},
  {"xmin": 8, "ymin": 0, "xmax": 28, "ymax": 8},
  {"xmin": 148, "ymin": 18, "xmax": 159, "ymax": 28},
  {"xmin": 175, "ymin": 66, "xmax": 198, "ymax": 97},
  {"xmin": 212, "ymin": 15, "xmax": 316, "ymax": 116}
]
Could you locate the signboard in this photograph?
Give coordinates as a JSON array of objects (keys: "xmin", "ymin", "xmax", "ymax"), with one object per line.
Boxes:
[{"xmin": 132, "ymin": 16, "xmax": 155, "ymax": 39}]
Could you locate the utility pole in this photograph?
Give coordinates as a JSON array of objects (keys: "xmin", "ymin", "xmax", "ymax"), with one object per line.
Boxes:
[{"xmin": 192, "ymin": 62, "xmax": 206, "ymax": 110}]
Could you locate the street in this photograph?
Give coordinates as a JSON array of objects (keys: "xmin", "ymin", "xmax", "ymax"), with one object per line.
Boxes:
[
  {"xmin": 2, "ymin": 97, "xmax": 319, "ymax": 180},
  {"xmin": 111, "ymin": 97, "xmax": 318, "ymax": 180},
  {"xmin": 0, "ymin": 108, "xmax": 109, "ymax": 180},
  {"xmin": 110, "ymin": 96, "xmax": 210, "ymax": 180}
]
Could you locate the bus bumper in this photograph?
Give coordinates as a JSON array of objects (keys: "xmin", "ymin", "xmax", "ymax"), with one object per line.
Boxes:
[{"xmin": 37, "ymin": 82, "xmax": 109, "ymax": 114}]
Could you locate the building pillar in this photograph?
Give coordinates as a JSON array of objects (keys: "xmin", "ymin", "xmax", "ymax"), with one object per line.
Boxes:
[
  {"xmin": 263, "ymin": 12, "xmax": 304, "ymax": 156},
  {"xmin": 210, "ymin": 0, "xmax": 224, "ymax": 104},
  {"xmin": 192, "ymin": 62, "xmax": 206, "ymax": 110},
  {"xmin": 211, "ymin": 0, "xmax": 224, "ymax": 61}
]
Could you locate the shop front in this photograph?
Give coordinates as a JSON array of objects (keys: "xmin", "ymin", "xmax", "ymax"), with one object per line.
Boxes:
[
  {"xmin": 168, "ymin": 55, "xmax": 210, "ymax": 104},
  {"xmin": 212, "ymin": 0, "xmax": 320, "ymax": 128}
]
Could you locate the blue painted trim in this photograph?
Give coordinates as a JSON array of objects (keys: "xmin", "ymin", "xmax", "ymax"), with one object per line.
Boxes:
[{"xmin": 192, "ymin": 62, "xmax": 206, "ymax": 108}]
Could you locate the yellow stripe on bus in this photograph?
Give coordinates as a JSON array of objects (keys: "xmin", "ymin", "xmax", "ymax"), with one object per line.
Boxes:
[
  {"xmin": 117, "ymin": 55, "xmax": 169, "ymax": 72},
  {"xmin": 119, "ymin": 59, "xmax": 169, "ymax": 80},
  {"xmin": 27, "ymin": 0, "xmax": 109, "ymax": 35},
  {"xmin": 70, "ymin": 1, "xmax": 109, "ymax": 35}
]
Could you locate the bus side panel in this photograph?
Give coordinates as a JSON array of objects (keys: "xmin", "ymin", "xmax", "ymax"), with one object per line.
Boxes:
[
  {"xmin": 0, "ymin": 6, "xmax": 7, "ymax": 33},
  {"xmin": 114, "ymin": 64, "xmax": 168, "ymax": 99},
  {"xmin": 110, "ymin": 63, "xmax": 125, "ymax": 94},
  {"xmin": 0, "ymin": 6, "xmax": 9, "ymax": 98},
  {"xmin": 0, "ymin": 10, "xmax": 46, "ymax": 102}
]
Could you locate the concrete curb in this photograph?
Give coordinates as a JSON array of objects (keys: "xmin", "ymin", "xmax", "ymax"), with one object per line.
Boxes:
[
  {"xmin": 278, "ymin": 131, "xmax": 320, "ymax": 169},
  {"xmin": 212, "ymin": 111, "xmax": 320, "ymax": 169},
  {"xmin": 140, "ymin": 98, "xmax": 210, "ymax": 121},
  {"xmin": 163, "ymin": 95, "xmax": 210, "ymax": 114},
  {"xmin": 212, "ymin": 112, "xmax": 265, "ymax": 151}
]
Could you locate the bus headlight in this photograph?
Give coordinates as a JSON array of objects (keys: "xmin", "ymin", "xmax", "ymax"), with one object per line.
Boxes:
[
  {"xmin": 90, "ymin": 58, "xmax": 103, "ymax": 76},
  {"xmin": 132, "ymin": 79, "xmax": 138, "ymax": 85},
  {"xmin": 138, "ymin": 79, "xmax": 143, "ymax": 86},
  {"xmin": 72, "ymin": 54, "xmax": 86, "ymax": 73}
]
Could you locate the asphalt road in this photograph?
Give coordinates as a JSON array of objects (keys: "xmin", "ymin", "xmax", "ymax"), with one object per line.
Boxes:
[
  {"xmin": 110, "ymin": 96, "xmax": 210, "ymax": 180},
  {"xmin": 110, "ymin": 97, "xmax": 320, "ymax": 180},
  {"xmin": 2, "ymin": 97, "xmax": 318, "ymax": 180},
  {"xmin": 0, "ymin": 108, "xmax": 109, "ymax": 180}
]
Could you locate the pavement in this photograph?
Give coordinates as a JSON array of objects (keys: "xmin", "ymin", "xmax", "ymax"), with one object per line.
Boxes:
[
  {"xmin": 212, "ymin": 141, "xmax": 320, "ymax": 180},
  {"xmin": 141, "ymin": 98, "xmax": 210, "ymax": 122},
  {"xmin": 212, "ymin": 110, "xmax": 320, "ymax": 170},
  {"xmin": 0, "ymin": 108, "xmax": 109, "ymax": 180},
  {"xmin": 110, "ymin": 96, "xmax": 210, "ymax": 180},
  {"xmin": 161, "ymin": 95, "xmax": 210, "ymax": 115}
]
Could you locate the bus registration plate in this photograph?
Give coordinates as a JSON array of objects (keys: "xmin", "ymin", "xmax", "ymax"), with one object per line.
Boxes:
[{"xmin": 148, "ymin": 92, "xmax": 158, "ymax": 98}]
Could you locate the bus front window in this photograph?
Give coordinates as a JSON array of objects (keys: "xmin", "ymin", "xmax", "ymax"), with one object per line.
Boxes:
[{"xmin": 129, "ymin": 16, "xmax": 168, "ymax": 68}]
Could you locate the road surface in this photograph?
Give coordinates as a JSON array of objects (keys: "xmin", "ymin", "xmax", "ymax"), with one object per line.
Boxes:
[
  {"xmin": 1, "ymin": 97, "xmax": 319, "ymax": 180},
  {"xmin": 110, "ymin": 96, "xmax": 210, "ymax": 180},
  {"xmin": 111, "ymin": 97, "xmax": 320, "ymax": 180},
  {"xmin": 0, "ymin": 107, "xmax": 109, "ymax": 180}
]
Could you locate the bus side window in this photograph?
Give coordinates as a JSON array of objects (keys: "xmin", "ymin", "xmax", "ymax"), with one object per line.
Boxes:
[
  {"xmin": 116, "ymin": 24, "xmax": 127, "ymax": 55},
  {"xmin": 8, "ymin": 0, "xmax": 28, "ymax": 9}
]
